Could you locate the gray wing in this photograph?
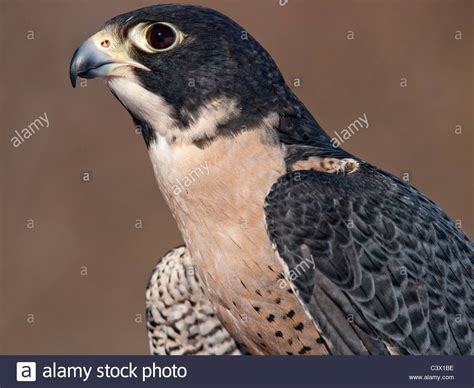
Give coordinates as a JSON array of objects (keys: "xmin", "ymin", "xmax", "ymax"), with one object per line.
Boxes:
[
  {"xmin": 146, "ymin": 246, "xmax": 241, "ymax": 355},
  {"xmin": 264, "ymin": 164, "xmax": 473, "ymax": 355}
]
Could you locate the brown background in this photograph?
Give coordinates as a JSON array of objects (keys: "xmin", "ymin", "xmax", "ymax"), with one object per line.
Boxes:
[{"xmin": 0, "ymin": 0, "xmax": 472, "ymax": 354}]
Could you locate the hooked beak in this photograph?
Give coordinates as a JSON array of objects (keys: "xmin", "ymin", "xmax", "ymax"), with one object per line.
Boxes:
[{"xmin": 69, "ymin": 30, "xmax": 149, "ymax": 88}]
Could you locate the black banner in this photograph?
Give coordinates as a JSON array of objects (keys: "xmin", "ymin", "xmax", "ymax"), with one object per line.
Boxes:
[{"xmin": 1, "ymin": 356, "xmax": 472, "ymax": 387}]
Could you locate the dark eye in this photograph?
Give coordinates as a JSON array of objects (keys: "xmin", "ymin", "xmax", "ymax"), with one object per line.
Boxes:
[
  {"xmin": 129, "ymin": 22, "xmax": 183, "ymax": 54},
  {"xmin": 146, "ymin": 23, "xmax": 177, "ymax": 51}
]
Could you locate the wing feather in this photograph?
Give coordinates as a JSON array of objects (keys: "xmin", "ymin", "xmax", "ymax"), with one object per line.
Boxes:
[{"xmin": 264, "ymin": 165, "xmax": 473, "ymax": 354}]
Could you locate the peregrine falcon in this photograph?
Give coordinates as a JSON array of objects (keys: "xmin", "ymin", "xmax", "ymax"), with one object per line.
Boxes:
[{"xmin": 70, "ymin": 4, "xmax": 473, "ymax": 355}]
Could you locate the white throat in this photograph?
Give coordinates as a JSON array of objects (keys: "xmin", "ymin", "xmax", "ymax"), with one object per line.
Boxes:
[{"xmin": 107, "ymin": 75, "xmax": 240, "ymax": 145}]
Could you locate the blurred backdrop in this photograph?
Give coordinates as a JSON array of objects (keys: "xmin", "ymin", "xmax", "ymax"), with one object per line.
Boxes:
[{"xmin": 0, "ymin": 0, "xmax": 472, "ymax": 354}]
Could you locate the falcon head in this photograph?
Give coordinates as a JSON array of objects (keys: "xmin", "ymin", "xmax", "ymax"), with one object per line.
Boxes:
[{"xmin": 70, "ymin": 4, "xmax": 298, "ymax": 147}]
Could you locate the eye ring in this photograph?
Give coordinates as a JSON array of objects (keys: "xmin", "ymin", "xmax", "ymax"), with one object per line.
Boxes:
[
  {"xmin": 145, "ymin": 22, "xmax": 180, "ymax": 52},
  {"xmin": 129, "ymin": 22, "xmax": 184, "ymax": 54}
]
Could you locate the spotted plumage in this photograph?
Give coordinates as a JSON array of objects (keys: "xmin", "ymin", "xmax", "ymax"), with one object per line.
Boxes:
[
  {"xmin": 70, "ymin": 4, "xmax": 473, "ymax": 355},
  {"xmin": 146, "ymin": 246, "xmax": 241, "ymax": 355}
]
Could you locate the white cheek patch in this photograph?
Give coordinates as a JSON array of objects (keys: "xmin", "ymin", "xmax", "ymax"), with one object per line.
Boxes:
[
  {"xmin": 107, "ymin": 76, "xmax": 177, "ymax": 135},
  {"xmin": 107, "ymin": 75, "xmax": 241, "ymax": 145}
]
